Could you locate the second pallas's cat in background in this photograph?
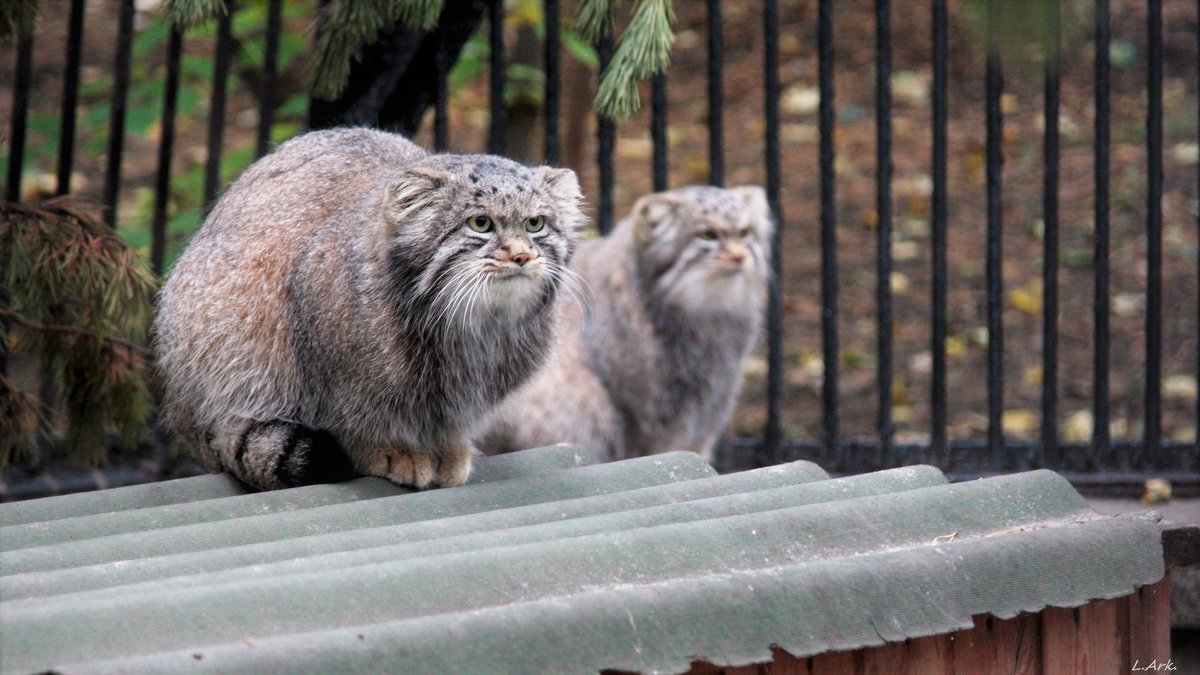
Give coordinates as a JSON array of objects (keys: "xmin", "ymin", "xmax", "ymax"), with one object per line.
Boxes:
[
  {"xmin": 479, "ymin": 185, "xmax": 774, "ymax": 462},
  {"xmin": 155, "ymin": 128, "xmax": 585, "ymax": 491}
]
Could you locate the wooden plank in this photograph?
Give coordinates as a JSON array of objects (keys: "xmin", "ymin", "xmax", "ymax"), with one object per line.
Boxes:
[
  {"xmin": 1128, "ymin": 575, "xmax": 1172, "ymax": 669},
  {"xmin": 862, "ymin": 639, "xmax": 910, "ymax": 674},
  {"xmin": 905, "ymin": 633, "xmax": 952, "ymax": 675},
  {"xmin": 810, "ymin": 648, "xmax": 863, "ymax": 674},
  {"xmin": 1042, "ymin": 599, "xmax": 1123, "ymax": 675},
  {"xmin": 951, "ymin": 613, "xmax": 1041, "ymax": 674}
]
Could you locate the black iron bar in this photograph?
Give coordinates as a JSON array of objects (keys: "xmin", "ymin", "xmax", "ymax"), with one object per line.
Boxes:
[
  {"xmin": 819, "ymin": 0, "xmax": 839, "ymax": 461},
  {"xmin": 56, "ymin": 0, "xmax": 86, "ymax": 195},
  {"xmin": 651, "ymin": 71, "xmax": 668, "ymax": 193},
  {"xmin": 543, "ymin": 0, "xmax": 560, "ymax": 164},
  {"xmin": 931, "ymin": 0, "xmax": 949, "ymax": 468},
  {"xmin": 1094, "ymin": 0, "xmax": 1113, "ymax": 468},
  {"xmin": 762, "ymin": 0, "xmax": 784, "ymax": 466},
  {"xmin": 597, "ymin": 34, "xmax": 615, "ymax": 234},
  {"xmin": 5, "ymin": 30, "xmax": 33, "ymax": 203},
  {"xmin": 104, "ymin": 0, "xmax": 136, "ymax": 228},
  {"xmin": 256, "ymin": 0, "xmax": 283, "ymax": 158},
  {"xmin": 706, "ymin": 0, "xmax": 724, "ymax": 186},
  {"xmin": 1041, "ymin": 0, "xmax": 1061, "ymax": 468},
  {"xmin": 151, "ymin": 28, "xmax": 184, "ymax": 278},
  {"xmin": 202, "ymin": 4, "xmax": 234, "ymax": 212},
  {"xmin": 487, "ymin": 0, "xmax": 506, "ymax": 155},
  {"xmin": 984, "ymin": 0, "xmax": 1005, "ymax": 468},
  {"xmin": 1145, "ymin": 0, "xmax": 1163, "ymax": 468},
  {"xmin": 1196, "ymin": 0, "xmax": 1199, "ymax": 470},
  {"xmin": 875, "ymin": 0, "xmax": 894, "ymax": 466},
  {"xmin": 434, "ymin": 32, "xmax": 449, "ymax": 152},
  {"xmin": 2, "ymin": 25, "xmax": 33, "ymax": 379}
]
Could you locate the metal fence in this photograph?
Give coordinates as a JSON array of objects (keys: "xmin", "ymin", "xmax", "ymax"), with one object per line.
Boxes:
[{"xmin": 3, "ymin": 0, "xmax": 1199, "ymax": 494}]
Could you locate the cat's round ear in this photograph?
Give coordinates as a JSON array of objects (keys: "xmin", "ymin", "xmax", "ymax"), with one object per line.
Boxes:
[
  {"xmin": 730, "ymin": 185, "xmax": 775, "ymax": 236},
  {"xmin": 633, "ymin": 192, "xmax": 685, "ymax": 231},
  {"xmin": 386, "ymin": 167, "xmax": 456, "ymax": 218},
  {"xmin": 537, "ymin": 167, "xmax": 583, "ymax": 204},
  {"xmin": 730, "ymin": 186, "xmax": 770, "ymax": 219}
]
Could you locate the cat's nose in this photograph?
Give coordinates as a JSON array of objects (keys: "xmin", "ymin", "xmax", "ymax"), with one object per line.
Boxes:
[
  {"xmin": 721, "ymin": 242, "xmax": 749, "ymax": 264},
  {"xmin": 500, "ymin": 247, "xmax": 538, "ymax": 266}
]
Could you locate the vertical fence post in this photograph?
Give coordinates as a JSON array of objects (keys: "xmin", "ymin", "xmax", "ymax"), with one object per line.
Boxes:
[
  {"xmin": 151, "ymin": 28, "xmax": 184, "ymax": 278},
  {"xmin": 256, "ymin": 0, "xmax": 283, "ymax": 159},
  {"xmin": 596, "ymin": 34, "xmax": 615, "ymax": 235},
  {"xmin": 487, "ymin": 0, "xmax": 506, "ymax": 156},
  {"xmin": 762, "ymin": 0, "xmax": 784, "ymax": 467},
  {"xmin": 202, "ymin": 3, "xmax": 234, "ymax": 213},
  {"xmin": 818, "ymin": 0, "xmax": 839, "ymax": 463},
  {"xmin": 984, "ymin": 0, "xmax": 1006, "ymax": 469},
  {"xmin": 434, "ymin": 31, "xmax": 450, "ymax": 152},
  {"xmin": 56, "ymin": 0, "xmax": 86, "ymax": 196},
  {"xmin": 1041, "ymin": 0, "xmax": 1062, "ymax": 469},
  {"xmin": 2, "ymin": 22, "xmax": 34, "ymax": 379},
  {"xmin": 104, "ymin": 0, "xmax": 136, "ymax": 228},
  {"xmin": 931, "ymin": 0, "xmax": 949, "ymax": 468},
  {"xmin": 651, "ymin": 71, "xmax": 669, "ymax": 193},
  {"xmin": 706, "ymin": 0, "xmax": 724, "ymax": 187},
  {"xmin": 1145, "ymin": 0, "xmax": 1164, "ymax": 468},
  {"xmin": 875, "ymin": 0, "xmax": 894, "ymax": 466},
  {"xmin": 758, "ymin": 0, "xmax": 787, "ymax": 466},
  {"xmin": 5, "ymin": 30, "xmax": 33, "ymax": 204},
  {"xmin": 1094, "ymin": 0, "xmax": 1113, "ymax": 469},
  {"xmin": 543, "ymin": 0, "xmax": 560, "ymax": 165}
]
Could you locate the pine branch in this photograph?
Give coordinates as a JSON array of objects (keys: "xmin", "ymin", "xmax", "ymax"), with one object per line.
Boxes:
[
  {"xmin": 165, "ymin": 0, "xmax": 226, "ymax": 30},
  {"xmin": 0, "ymin": 309, "xmax": 151, "ymax": 365},
  {"xmin": 1, "ymin": 197, "xmax": 157, "ymax": 467},
  {"xmin": 591, "ymin": 0, "xmax": 674, "ymax": 120}
]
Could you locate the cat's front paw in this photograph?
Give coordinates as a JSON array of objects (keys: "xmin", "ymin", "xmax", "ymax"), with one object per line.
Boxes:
[
  {"xmin": 363, "ymin": 449, "xmax": 437, "ymax": 489},
  {"xmin": 434, "ymin": 447, "xmax": 473, "ymax": 488}
]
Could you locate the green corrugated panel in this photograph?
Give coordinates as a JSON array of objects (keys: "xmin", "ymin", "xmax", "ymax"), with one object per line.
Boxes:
[
  {"xmin": 2, "ymin": 457, "xmax": 834, "ymax": 600},
  {"xmin": 0, "ymin": 450, "xmax": 710, "ymax": 576},
  {"xmin": 0, "ymin": 443, "xmax": 594, "ymax": 529},
  {"xmin": 0, "ymin": 448, "xmax": 1165, "ymax": 675},
  {"xmin": 3, "ymin": 465, "xmax": 937, "ymax": 606}
]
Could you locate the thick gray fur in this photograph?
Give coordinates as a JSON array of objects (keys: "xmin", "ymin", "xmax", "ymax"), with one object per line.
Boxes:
[
  {"xmin": 479, "ymin": 185, "xmax": 773, "ymax": 462},
  {"xmin": 155, "ymin": 128, "xmax": 585, "ymax": 490}
]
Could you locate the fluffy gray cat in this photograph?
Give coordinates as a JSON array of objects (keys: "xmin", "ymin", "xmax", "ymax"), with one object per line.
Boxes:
[
  {"xmin": 479, "ymin": 185, "xmax": 773, "ymax": 462},
  {"xmin": 155, "ymin": 128, "xmax": 584, "ymax": 490}
]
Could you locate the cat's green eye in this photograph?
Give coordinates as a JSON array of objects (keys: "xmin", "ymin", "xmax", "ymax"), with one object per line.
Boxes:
[
  {"xmin": 698, "ymin": 229, "xmax": 719, "ymax": 241},
  {"xmin": 467, "ymin": 215, "xmax": 494, "ymax": 233},
  {"xmin": 526, "ymin": 216, "xmax": 547, "ymax": 233},
  {"xmin": 739, "ymin": 227, "xmax": 754, "ymax": 239}
]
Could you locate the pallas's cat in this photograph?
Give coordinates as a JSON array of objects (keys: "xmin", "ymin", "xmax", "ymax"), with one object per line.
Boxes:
[
  {"xmin": 155, "ymin": 128, "xmax": 584, "ymax": 490},
  {"xmin": 479, "ymin": 185, "xmax": 773, "ymax": 462}
]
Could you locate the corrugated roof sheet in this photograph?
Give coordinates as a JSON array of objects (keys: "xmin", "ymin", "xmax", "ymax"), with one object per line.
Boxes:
[{"xmin": 0, "ymin": 444, "xmax": 1164, "ymax": 674}]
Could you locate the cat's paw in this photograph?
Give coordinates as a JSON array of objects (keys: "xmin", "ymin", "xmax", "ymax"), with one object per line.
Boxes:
[
  {"xmin": 364, "ymin": 449, "xmax": 437, "ymax": 489},
  {"xmin": 434, "ymin": 449, "xmax": 473, "ymax": 488}
]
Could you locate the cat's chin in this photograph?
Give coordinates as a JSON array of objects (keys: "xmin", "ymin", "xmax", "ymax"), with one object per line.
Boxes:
[{"xmin": 481, "ymin": 274, "xmax": 547, "ymax": 319}]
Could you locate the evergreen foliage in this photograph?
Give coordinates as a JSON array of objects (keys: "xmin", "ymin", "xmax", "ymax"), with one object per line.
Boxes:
[
  {"xmin": 162, "ymin": 0, "xmax": 674, "ymax": 120},
  {"xmin": 1, "ymin": 199, "xmax": 158, "ymax": 467}
]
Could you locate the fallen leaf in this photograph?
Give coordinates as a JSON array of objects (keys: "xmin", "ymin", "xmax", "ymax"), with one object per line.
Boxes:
[
  {"xmin": 1063, "ymin": 409, "xmax": 1093, "ymax": 442},
  {"xmin": 1163, "ymin": 375, "xmax": 1198, "ymax": 402},
  {"xmin": 1002, "ymin": 409, "xmax": 1037, "ymax": 438},
  {"xmin": 782, "ymin": 86, "xmax": 820, "ymax": 115}
]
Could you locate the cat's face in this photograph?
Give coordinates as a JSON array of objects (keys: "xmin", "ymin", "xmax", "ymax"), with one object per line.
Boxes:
[
  {"xmin": 633, "ymin": 185, "xmax": 774, "ymax": 315},
  {"xmin": 382, "ymin": 156, "xmax": 584, "ymax": 327}
]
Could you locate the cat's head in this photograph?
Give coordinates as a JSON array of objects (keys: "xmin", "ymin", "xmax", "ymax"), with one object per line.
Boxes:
[
  {"xmin": 630, "ymin": 185, "xmax": 774, "ymax": 314},
  {"xmin": 380, "ymin": 155, "xmax": 585, "ymax": 328}
]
